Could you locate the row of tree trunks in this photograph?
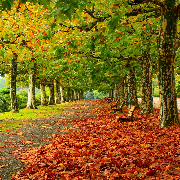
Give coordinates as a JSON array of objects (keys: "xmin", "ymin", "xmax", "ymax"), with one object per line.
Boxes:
[
  {"xmin": 111, "ymin": 68, "xmax": 138, "ymax": 108},
  {"xmin": 66, "ymin": 87, "xmax": 84, "ymax": 102},
  {"xmin": 10, "ymin": 67, "xmax": 83, "ymax": 112},
  {"xmin": 111, "ymin": 63, "xmax": 153, "ymax": 113}
]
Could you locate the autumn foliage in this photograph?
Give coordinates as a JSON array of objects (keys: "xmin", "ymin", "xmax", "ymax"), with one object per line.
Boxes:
[{"xmin": 12, "ymin": 100, "xmax": 180, "ymax": 179}]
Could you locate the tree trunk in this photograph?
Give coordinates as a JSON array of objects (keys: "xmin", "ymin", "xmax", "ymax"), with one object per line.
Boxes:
[
  {"xmin": 77, "ymin": 90, "xmax": 80, "ymax": 100},
  {"xmin": 108, "ymin": 89, "xmax": 113, "ymax": 98},
  {"xmin": 69, "ymin": 89, "xmax": 73, "ymax": 101},
  {"xmin": 71, "ymin": 90, "xmax": 75, "ymax": 101},
  {"xmin": 119, "ymin": 78, "xmax": 124, "ymax": 104},
  {"xmin": 158, "ymin": 1, "xmax": 179, "ymax": 127},
  {"xmin": 66, "ymin": 87, "xmax": 70, "ymax": 102},
  {"xmin": 48, "ymin": 79, "xmax": 55, "ymax": 105},
  {"xmin": 78, "ymin": 90, "xmax": 83, "ymax": 100},
  {"xmin": 27, "ymin": 60, "xmax": 37, "ymax": 109},
  {"xmin": 74, "ymin": 90, "xmax": 78, "ymax": 101},
  {"xmin": 10, "ymin": 53, "xmax": 18, "ymax": 112},
  {"xmin": 55, "ymin": 79, "xmax": 61, "ymax": 104},
  {"xmin": 141, "ymin": 48, "xmax": 153, "ymax": 114},
  {"xmin": 60, "ymin": 86, "xmax": 65, "ymax": 102},
  {"xmin": 113, "ymin": 84, "xmax": 118, "ymax": 101},
  {"xmin": 40, "ymin": 80, "xmax": 47, "ymax": 106},
  {"xmin": 124, "ymin": 75, "xmax": 129, "ymax": 106},
  {"xmin": 128, "ymin": 68, "xmax": 138, "ymax": 108}
]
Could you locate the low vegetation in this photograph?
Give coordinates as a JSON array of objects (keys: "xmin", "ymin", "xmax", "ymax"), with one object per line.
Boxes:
[{"xmin": 0, "ymin": 101, "xmax": 83, "ymax": 132}]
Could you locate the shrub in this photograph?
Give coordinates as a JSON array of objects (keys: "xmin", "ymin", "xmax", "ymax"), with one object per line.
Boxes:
[
  {"xmin": 35, "ymin": 93, "xmax": 41, "ymax": 106},
  {"xmin": 17, "ymin": 95, "xmax": 28, "ymax": 109},
  {"xmin": 35, "ymin": 90, "xmax": 49, "ymax": 106},
  {"xmin": 0, "ymin": 86, "xmax": 10, "ymax": 94},
  {"xmin": 0, "ymin": 87, "xmax": 10, "ymax": 111},
  {"xmin": 17, "ymin": 89, "xmax": 28, "ymax": 97},
  {"xmin": 16, "ymin": 90, "xmax": 28, "ymax": 109},
  {"xmin": 0, "ymin": 94, "xmax": 8, "ymax": 112}
]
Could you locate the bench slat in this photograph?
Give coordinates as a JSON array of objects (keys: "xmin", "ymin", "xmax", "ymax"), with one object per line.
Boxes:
[{"xmin": 117, "ymin": 105, "xmax": 137, "ymax": 121}]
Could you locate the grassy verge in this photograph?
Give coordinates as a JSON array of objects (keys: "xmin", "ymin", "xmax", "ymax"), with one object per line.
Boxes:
[
  {"xmin": 0, "ymin": 120, "xmax": 30, "ymax": 132},
  {"xmin": 0, "ymin": 100, "xmax": 83, "ymax": 132}
]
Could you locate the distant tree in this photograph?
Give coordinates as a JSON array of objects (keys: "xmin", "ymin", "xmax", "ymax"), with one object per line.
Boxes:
[{"xmin": 84, "ymin": 92, "xmax": 94, "ymax": 99}]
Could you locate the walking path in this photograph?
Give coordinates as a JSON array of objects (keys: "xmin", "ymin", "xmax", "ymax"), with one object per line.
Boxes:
[
  {"xmin": 138, "ymin": 97, "xmax": 180, "ymax": 110},
  {"xmin": 0, "ymin": 100, "xmax": 102, "ymax": 180},
  {"xmin": 0, "ymin": 98, "xmax": 179, "ymax": 179}
]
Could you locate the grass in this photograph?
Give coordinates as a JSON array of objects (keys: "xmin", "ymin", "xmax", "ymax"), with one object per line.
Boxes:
[
  {"xmin": 0, "ymin": 101, "xmax": 83, "ymax": 132},
  {"xmin": 0, "ymin": 120, "xmax": 30, "ymax": 132}
]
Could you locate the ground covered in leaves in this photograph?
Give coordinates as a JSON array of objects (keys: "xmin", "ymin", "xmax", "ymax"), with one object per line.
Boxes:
[
  {"xmin": 10, "ymin": 99, "xmax": 180, "ymax": 179},
  {"xmin": 0, "ymin": 100, "xmax": 99, "ymax": 179},
  {"xmin": 0, "ymin": 99, "xmax": 180, "ymax": 179}
]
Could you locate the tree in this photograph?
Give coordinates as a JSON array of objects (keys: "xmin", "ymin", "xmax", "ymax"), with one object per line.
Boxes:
[{"xmin": 127, "ymin": 0, "xmax": 179, "ymax": 126}]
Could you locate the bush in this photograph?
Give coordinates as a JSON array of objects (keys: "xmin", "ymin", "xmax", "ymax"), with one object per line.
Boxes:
[
  {"xmin": 35, "ymin": 93, "xmax": 41, "ymax": 106},
  {"xmin": 17, "ymin": 95, "xmax": 28, "ymax": 109},
  {"xmin": 35, "ymin": 90, "xmax": 49, "ymax": 106},
  {"xmin": 0, "ymin": 87, "xmax": 10, "ymax": 111},
  {"xmin": 17, "ymin": 89, "xmax": 28, "ymax": 97},
  {"xmin": 16, "ymin": 90, "xmax": 28, "ymax": 109},
  {"xmin": 0, "ymin": 86, "xmax": 10, "ymax": 94},
  {"xmin": 0, "ymin": 94, "xmax": 8, "ymax": 112}
]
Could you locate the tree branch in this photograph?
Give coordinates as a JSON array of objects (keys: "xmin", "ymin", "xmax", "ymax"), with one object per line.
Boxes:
[
  {"xmin": 128, "ymin": 0, "xmax": 164, "ymax": 8},
  {"xmin": 125, "ymin": 7, "xmax": 161, "ymax": 17}
]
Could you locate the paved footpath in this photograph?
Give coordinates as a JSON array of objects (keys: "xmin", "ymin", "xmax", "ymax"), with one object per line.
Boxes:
[
  {"xmin": 0, "ymin": 100, "xmax": 101, "ymax": 180},
  {"xmin": 138, "ymin": 97, "xmax": 180, "ymax": 110}
]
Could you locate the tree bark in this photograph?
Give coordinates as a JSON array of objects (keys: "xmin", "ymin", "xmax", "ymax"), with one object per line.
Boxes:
[
  {"xmin": 80, "ymin": 90, "xmax": 84, "ymax": 100},
  {"xmin": 141, "ymin": 48, "xmax": 153, "ymax": 114},
  {"xmin": 10, "ymin": 53, "xmax": 18, "ymax": 112},
  {"xmin": 66, "ymin": 87, "xmax": 70, "ymax": 102},
  {"xmin": 158, "ymin": 1, "xmax": 179, "ymax": 127},
  {"xmin": 128, "ymin": 68, "xmax": 138, "ymax": 108},
  {"xmin": 74, "ymin": 90, "xmax": 78, "ymax": 101},
  {"xmin": 77, "ymin": 90, "xmax": 80, "ymax": 100},
  {"xmin": 55, "ymin": 79, "xmax": 61, "ymax": 104},
  {"xmin": 48, "ymin": 79, "xmax": 55, "ymax": 105},
  {"xmin": 119, "ymin": 78, "xmax": 125, "ymax": 104},
  {"xmin": 124, "ymin": 75, "xmax": 129, "ymax": 106},
  {"xmin": 27, "ymin": 60, "xmax": 37, "ymax": 109},
  {"xmin": 71, "ymin": 90, "xmax": 75, "ymax": 101},
  {"xmin": 113, "ymin": 83, "xmax": 118, "ymax": 101},
  {"xmin": 70, "ymin": 89, "xmax": 73, "ymax": 101},
  {"xmin": 40, "ymin": 79, "xmax": 47, "ymax": 106},
  {"xmin": 108, "ymin": 89, "xmax": 113, "ymax": 99},
  {"xmin": 60, "ymin": 86, "xmax": 65, "ymax": 102}
]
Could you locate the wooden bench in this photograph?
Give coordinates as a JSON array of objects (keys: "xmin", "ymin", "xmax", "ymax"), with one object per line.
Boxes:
[
  {"xmin": 116, "ymin": 105, "xmax": 137, "ymax": 122},
  {"xmin": 110, "ymin": 99, "xmax": 120, "ymax": 109},
  {"xmin": 112, "ymin": 101, "xmax": 125, "ymax": 113}
]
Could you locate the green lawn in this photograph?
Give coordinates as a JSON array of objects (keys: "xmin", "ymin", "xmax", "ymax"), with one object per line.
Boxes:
[{"xmin": 0, "ymin": 101, "xmax": 83, "ymax": 132}]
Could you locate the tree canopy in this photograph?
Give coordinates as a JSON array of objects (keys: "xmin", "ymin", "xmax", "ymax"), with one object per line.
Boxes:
[{"xmin": 0, "ymin": 0, "xmax": 180, "ymax": 127}]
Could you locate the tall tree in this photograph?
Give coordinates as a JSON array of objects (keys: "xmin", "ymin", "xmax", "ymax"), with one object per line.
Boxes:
[
  {"xmin": 27, "ymin": 59, "xmax": 37, "ymax": 109},
  {"xmin": 10, "ymin": 52, "xmax": 18, "ymax": 112},
  {"xmin": 157, "ymin": 0, "xmax": 179, "ymax": 127}
]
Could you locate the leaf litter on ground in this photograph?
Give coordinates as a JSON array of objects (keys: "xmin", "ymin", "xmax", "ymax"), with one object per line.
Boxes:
[{"xmin": 4, "ymin": 99, "xmax": 180, "ymax": 179}]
